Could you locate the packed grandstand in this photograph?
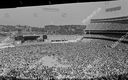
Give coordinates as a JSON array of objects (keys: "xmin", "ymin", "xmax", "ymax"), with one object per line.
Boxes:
[
  {"xmin": 0, "ymin": 0, "xmax": 128, "ymax": 80},
  {"xmin": 0, "ymin": 16, "xmax": 128, "ymax": 80}
]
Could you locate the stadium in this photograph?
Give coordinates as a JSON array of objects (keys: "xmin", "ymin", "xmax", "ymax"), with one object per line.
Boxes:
[{"xmin": 0, "ymin": 0, "xmax": 128, "ymax": 80}]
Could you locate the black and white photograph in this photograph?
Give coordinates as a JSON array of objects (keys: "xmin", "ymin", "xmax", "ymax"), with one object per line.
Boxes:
[{"xmin": 0, "ymin": 0, "xmax": 128, "ymax": 80}]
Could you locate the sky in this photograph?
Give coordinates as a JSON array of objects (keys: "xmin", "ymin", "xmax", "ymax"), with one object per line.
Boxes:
[{"xmin": 0, "ymin": 0, "xmax": 127, "ymax": 27}]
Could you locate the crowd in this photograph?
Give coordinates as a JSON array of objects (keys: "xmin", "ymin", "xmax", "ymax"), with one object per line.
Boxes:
[
  {"xmin": 86, "ymin": 22, "xmax": 128, "ymax": 30},
  {"xmin": 0, "ymin": 38, "xmax": 127, "ymax": 80},
  {"xmin": 0, "ymin": 22, "xmax": 128, "ymax": 80},
  {"xmin": 0, "ymin": 24, "xmax": 86, "ymax": 36},
  {"xmin": 44, "ymin": 25, "xmax": 86, "ymax": 35}
]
